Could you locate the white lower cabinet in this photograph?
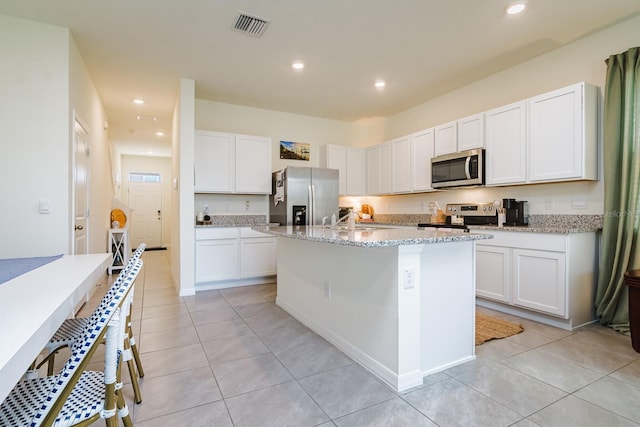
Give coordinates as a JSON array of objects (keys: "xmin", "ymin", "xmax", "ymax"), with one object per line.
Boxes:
[
  {"xmin": 195, "ymin": 228, "xmax": 239, "ymax": 283},
  {"xmin": 195, "ymin": 227, "xmax": 276, "ymax": 288},
  {"xmin": 512, "ymin": 249, "xmax": 566, "ymax": 316},
  {"xmin": 476, "ymin": 246, "xmax": 510, "ymax": 303},
  {"xmin": 240, "ymin": 228, "xmax": 277, "ymax": 278},
  {"xmin": 475, "ymin": 230, "xmax": 597, "ymax": 330}
]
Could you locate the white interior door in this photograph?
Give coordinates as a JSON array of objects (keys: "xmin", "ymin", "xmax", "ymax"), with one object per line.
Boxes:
[
  {"xmin": 129, "ymin": 180, "xmax": 162, "ymax": 249},
  {"xmin": 73, "ymin": 117, "xmax": 90, "ymax": 255}
]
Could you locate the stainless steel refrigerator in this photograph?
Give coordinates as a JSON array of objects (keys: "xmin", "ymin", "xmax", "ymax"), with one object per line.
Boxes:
[{"xmin": 269, "ymin": 167, "xmax": 339, "ymax": 226}]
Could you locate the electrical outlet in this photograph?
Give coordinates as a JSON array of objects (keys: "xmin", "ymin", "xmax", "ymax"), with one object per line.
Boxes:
[
  {"xmin": 245, "ymin": 200, "xmax": 250, "ymax": 211},
  {"xmin": 403, "ymin": 267, "xmax": 415, "ymax": 289},
  {"xmin": 544, "ymin": 199, "xmax": 554, "ymax": 210},
  {"xmin": 571, "ymin": 197, "xmax": 587, "ymax": 209}
]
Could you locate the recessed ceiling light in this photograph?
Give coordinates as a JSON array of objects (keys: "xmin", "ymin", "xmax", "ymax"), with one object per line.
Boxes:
[
  {"xmin": 133, "ymin": 98, "xmax": 145, "ymax": 105},
  {"xmin": 155, "ymin": 131, "xmax": 164, "ymax": 137},
  {"xmin": 374, "ymin": 80, "xmax": 386, "ymax": 89},
  {"xmin": 292, "ymin": 61, "xmax": 304, "ymax": 70},
  {"xmin": 505, "ymin": 2, "xmax": 526, "ymax": 14}
]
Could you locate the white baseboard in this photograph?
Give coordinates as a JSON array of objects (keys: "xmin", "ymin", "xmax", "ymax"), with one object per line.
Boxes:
[
  {"xmin": 277, "ymin": 297, "xmax": 424, "ymax": 392},
  {"xmin": 195, "ymin": 275, "xmax": 276, "ymax": 291}
]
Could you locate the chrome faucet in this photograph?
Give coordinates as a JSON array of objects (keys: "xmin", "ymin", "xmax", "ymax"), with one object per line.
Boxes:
[{"xmin": 333, "ymin": 209, "xmax": 360, "ymax": 230}]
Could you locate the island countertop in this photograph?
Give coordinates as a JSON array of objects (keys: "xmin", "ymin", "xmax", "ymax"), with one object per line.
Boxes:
[{"xmin": 254, "ymin": 225, "xmax": 492, "ymax": 248}]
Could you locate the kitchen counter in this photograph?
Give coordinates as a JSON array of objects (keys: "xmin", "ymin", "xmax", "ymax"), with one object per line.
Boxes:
[
  {"xmin": 370, "ymin": 213, "xmax": 602, "ymax": 234},
  {"xmin": 255, "ymin": 225, "xmax": 492, "ymax": 247},
  {"xmin": 271, "ymin": 224, "xmax": 482, "ymax": 392},
  {"xmin": 468, "ymin": 224, "xmax": 600, "ymax": 234}
]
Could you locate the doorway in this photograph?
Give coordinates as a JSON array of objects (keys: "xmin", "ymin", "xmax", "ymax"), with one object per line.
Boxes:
[
  {"xmin": 73, "ymin": 115, "xmax": 90, "ymax": 255},
  {"xmin": 128, "ymin": 173, "xmax": 163, "ymax": 249}
]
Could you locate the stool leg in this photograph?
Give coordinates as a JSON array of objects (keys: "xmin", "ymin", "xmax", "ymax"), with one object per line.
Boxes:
[{"xmin": 126, "ymin": 303, "xmax": 145, "ymax": 378}]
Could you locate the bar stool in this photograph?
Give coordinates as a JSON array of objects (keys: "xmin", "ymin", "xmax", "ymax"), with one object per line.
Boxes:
[
  {"xmin": 30, "ymin": 244, "xmax": 147, "ymax": 403},
  {"xmin": 0, "ymin": 260, "xmax": 142, "ymax": 427}
]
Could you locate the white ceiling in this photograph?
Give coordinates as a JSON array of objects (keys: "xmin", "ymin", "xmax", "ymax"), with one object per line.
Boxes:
[{"xmin": 1, "ymin": 0, "xmax": 639, "ymax": 157}]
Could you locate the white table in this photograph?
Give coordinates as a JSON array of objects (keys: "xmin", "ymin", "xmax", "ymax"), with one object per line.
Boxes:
[{"xmin": 0, "ymin": 253, "xmax": 110, "ymax": 403}]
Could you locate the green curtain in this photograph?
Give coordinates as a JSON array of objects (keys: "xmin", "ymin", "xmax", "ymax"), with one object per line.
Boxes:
[{"xmin": 595, "ymin": 47, "xmax": 640, "ymax": 333}]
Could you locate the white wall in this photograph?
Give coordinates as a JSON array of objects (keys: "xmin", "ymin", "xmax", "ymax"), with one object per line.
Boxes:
[
  {"xmin": 121, "ymin": 155, "xmax": 172, "ymax": 248},
  {"xmin": 69, "ymin": 36, "xmax": 113, "ymax": 254},
  {"xmin": 0, "ymin": 16, "xmax": 70, "ymax": 257},
  {"xmin": 0, "ymin": 15, "xmax": 112, "ymax": 258},
  {"xmin": 173, "ymin": 78, "xmax": 196, "ymax": 296}
]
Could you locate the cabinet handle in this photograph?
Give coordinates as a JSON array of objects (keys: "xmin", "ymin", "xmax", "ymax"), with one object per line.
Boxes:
[{"xmin": 75, "ymin": 225, "xmax": 84, "ymax": 231}]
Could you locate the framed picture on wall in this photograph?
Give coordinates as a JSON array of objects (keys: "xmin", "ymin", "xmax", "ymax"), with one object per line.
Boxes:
[{"xmin": 280, "ymin": 141, "xmax": 310, "ymax": 161}]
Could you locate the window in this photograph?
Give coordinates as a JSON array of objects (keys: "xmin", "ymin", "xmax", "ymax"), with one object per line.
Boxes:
[{"xmin": 128, "ymin": 173, "xmax": 160, "ymax": 183}]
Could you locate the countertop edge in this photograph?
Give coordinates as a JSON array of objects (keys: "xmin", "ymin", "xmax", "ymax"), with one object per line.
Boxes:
[{"xmin": 254, "ymin": 225, "xmax": 493, "ymax": 247}]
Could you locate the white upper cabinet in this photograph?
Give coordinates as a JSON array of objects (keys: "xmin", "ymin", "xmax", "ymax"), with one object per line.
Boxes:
[
  {"xmin": 379, "ymin": 142, "xmax": 392, "ymax": 194},
  {"xmin": 457, "ymin": 113, "xmax": 485, "ymax": 151},
  {"xmin": 320, "ymin": 144, "xmax": 365, "ymax": 196},
  {"xmin": 485, "ymin": 101, "xmax": 527, "ymax": 186},
  {"xmin": 194, "ymin": 130, "xmax": 272, "ymax": 194},
  {"xmin": 391, "ymin": 135, "xmax": 411, "ymax": 193},
  {"xmin": 235, "ymin": 134, "xmax": 272, "ymax": 194},
  {"xmin": 434, "ymin": 121, "xmax": 458, "ymax": 156},
  {"xmin": 346, "ymin": 147, "xmax": 366, "ymax": 196},
  {"xmin": 194, "ymin": 131, "xmax": 235, "ymax": 193},
  {"xmin": 527, "ymin": 82, "xmax": 598, "ymax": 183},
  {"xmin": 366, "ymin": 145, "xmax": 381, "ymax": 195},
  {"xmin": 410, "ymin": 128, "xmax": 434, "ymax": 192}
]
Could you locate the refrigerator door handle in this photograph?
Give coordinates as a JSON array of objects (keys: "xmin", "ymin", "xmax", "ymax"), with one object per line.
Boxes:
[{"xmin": 309, "ymin": 184, "xmax": 316, "ymax": 225}]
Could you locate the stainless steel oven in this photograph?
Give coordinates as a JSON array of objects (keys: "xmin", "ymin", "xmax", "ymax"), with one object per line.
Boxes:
[{"xmin": 431, "ymin": 149, "xmax": 485, "ymax": 189}]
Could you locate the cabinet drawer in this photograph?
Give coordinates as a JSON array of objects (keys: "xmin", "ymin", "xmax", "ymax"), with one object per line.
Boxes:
[
  {"xmin": 195, "ymin": 227, "xmax": 239, "ymax": 240},
  {"xmin": 477, "ymin": 231, "xmax": 566, "ymax": 252},
  {"xmin": 240, "ymin": 227, "xmax": 272, "ymax": 238}
]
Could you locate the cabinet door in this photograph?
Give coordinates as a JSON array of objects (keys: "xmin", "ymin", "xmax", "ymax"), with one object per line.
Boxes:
[
  {"xmin": 458, "ymin": 113, "xmax": 485, "ymax": 151},
  {"xmin": 485, "ymin": 101, "xmax": 527, "ymax": 185},
  {"xmin": 476, "ymin": 245, "xmax": 510, "ymax": 303},
  {"xmin": 195, "ymin": 239, "xmax": 239, "ymax": 282},
  {"xmin": 366, "ymin": 145, "xmax": 381, "ymax": 195},
  {"xmin": 194, "ymin": 131, "xmax": 235, "ymax": 192},
  {"xmin": 324, "ymin": 145, "xmax": 348, "ymax": 195},
  {"xmin": 391, "ymin": 136, "xmax": 411, "ymax": 193},
  {"xmin": 241, "ymin": 237, "xmax": 277, "ymax": 277},
  {"xmin": 379, "ymin": 143, "xmax": 392, "ymax": 194},
  {"xmin": 346, "ymin": 147, "xmax": 366, "ymax": 196},
  {"xmin": 235, "ymin": 135, "xmax": 272, "ymax": 194},
  {"xmin": 512, "ymin": 249, "xmax": 566, "ymax": 316},
  {"xmin": 528, "ymin": 83, "xmax": 589, "ymax": 182},
  {"xmin": 411, "ymin": 128, "xmax": 434, "ymax": 192},
  {"xmin": 434, "ymin": 121, "xmax": 457, "ymax": 156}
]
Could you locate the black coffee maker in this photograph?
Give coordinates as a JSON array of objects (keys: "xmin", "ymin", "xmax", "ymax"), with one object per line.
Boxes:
[{"xmin": 502, "ymin": 199, "xmax": 528, "ymax": 226}]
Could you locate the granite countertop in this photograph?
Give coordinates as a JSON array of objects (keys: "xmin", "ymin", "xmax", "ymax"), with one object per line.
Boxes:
[
  {"xmin": 195, "ymin": 214, "xmax": 268, "ymax": 228},
  {"xmin": 253, "ymin": 225, "xmax": 492, "ymax": 248},
  {"xmin": 195, "ymin": 214, "xmax": 602, "ymax": 234},
  {"xmin": 467, "ymin": 224, "xmax": 599, "ymax": 234}
]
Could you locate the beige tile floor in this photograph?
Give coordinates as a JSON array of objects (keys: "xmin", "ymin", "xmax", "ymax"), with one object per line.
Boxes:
[{"xmin": 80, "ymin": 250, "xmax": 640, "ymax": 426}]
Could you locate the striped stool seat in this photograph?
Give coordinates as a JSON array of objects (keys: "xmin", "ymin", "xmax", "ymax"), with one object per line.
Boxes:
[{"xmin": 0, "ymin": 371, "xmax": 125, "ymax": 427}]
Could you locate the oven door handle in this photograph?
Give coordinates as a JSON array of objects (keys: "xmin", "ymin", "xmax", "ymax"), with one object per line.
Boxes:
[{"xmin": 464, "ymin": 156, "xmax": 472, "ymax": 179}]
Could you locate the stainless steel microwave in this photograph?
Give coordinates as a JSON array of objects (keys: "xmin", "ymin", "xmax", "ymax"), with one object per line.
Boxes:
[{"xmin": 431, "ymin": 149, "xmax": 485, "ymax": 189}]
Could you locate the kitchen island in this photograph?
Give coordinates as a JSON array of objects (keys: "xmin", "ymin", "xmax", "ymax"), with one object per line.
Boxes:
[{"xmin": 257, "ymin": 225, "xmax": 491, "ymax": 392}]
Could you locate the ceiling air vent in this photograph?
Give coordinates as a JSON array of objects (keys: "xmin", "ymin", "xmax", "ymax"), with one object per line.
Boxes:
[{"xmin": 233, "ymin": 12, "xmax": 270, "ymax": 37}]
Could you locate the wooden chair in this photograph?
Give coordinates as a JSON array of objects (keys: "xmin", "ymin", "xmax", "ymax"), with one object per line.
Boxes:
[{"xmin": 0, "ymin": 260, "xmax": 142, "ymax": 427}]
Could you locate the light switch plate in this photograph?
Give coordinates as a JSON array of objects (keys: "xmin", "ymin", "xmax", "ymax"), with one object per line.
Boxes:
[{"xmin": 39, "ymin": 199, "xmax": 51, "ymax": 214}]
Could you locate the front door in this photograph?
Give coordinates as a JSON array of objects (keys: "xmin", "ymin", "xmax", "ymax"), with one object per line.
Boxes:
[
  {"xmin": 73, "ymin": 117, "xmax": 90, "ymax": 254},
  {"xmin": 128, "ymin": 179, "xmax": 162, "ymax": 249}
]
